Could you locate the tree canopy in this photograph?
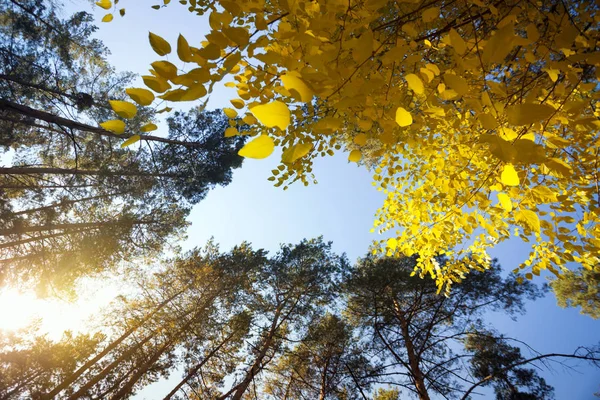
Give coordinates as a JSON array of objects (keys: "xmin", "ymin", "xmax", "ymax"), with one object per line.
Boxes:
[
  {"xmin": 96, "ymin": 0, "xmax": 600, "ymax": 293},
  {"xmin": 2, "ymin": 240, "xmax": 599, "ymax": 399},
  {"xmin": 0, "ymin": 0, "xmax": 247, "ymax": 293}
]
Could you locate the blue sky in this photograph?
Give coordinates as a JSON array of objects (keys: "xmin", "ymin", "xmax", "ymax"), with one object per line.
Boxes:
[{"xmin": 60, "ymin": 1, "xmax": 600, "ymax": 398}]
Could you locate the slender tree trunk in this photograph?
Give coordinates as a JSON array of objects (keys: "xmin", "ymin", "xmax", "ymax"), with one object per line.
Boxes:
[
  {"xmin": 319, "ymin": 356, "xmax": 331, "ymax": 400},
  {"xmin": 42, "ymin": 288, "xmax": 187, "ymax": 399},
  {"xmin": 0, "ymin": 369, "xmax": 42, "ymax": 400},
  {"xmin": 227, "ymin": 303, "xmax": 284, "ymax": 400},
  {"xmin": 0, "ymin": 166, "xmax": 177, "ymax": 179},
  {"xmin": 0, "ymin": 220, "xmax": 157, "ymax": 236},
  {"xmin": 10, "ymin": 192, "xmax": 126, "ymax": 216},
  {"xmin": 0, "ymin": 228, "xmax": 96, "ymax": 250},
  {"xmin": 163, "ymin": 331, "xmax": 236, "ymax": 400},
  {"xmin": 393, "ymin": 298, "xmax": 431, "ymax": 400},
  {"xmin": 0, "ymin": 98, "xmax": 210, "ymax": 149},
  {"xmin": 112, "ymin": 293, "xmax": 224, "ymax": 400}
]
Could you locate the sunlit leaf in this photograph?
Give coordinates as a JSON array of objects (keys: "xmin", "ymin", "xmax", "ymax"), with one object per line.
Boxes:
[
  {"xmin": 238, "ymin": 135, "xmax": 275, "ymax": 159},
  {"xmin": 281, "ymin": 73, "xmax": 314, "ymax": 102},
  {"xmin": 100, "ymin": 120, "xmax": 125, "ymax": 134},
  {"xmin": 250, "ymin": 101, "xmax": 291, "ymax": 130},
  {"xmin": 126, "ymin": 88, "xmax": 155, "ymax": 106},
  {"xmin": 95, "ymin": 0, "xmax": 111, "ymax": 10},
  {"xmin": 281, "ymin": 143, "xmax": 312, "ymax": 164},
  {"xmin": 121, "ymin": 135, "xmax": 141, "ymax": 148},
  {"xmin": 102, "ymin": 13, "xmax": 114, "ymax": 22},
  {"xmin": 497, "ymin": 192, "xmax": 512, "ymax": 212},
  {"xmin": 405, "ymin": 74, "xmax": 424, "ymax": 94},
  {"xmin": 348, "ymin": 150, "xmax": 362, "ymax": 163},
  {"xmin": 109, "ymin": 100, "xmax": 137, "ymax": 119},
  {"xmin": 395, "ymin": 107, "xmax": 413, "ymax": 127},
  {"xmin": 141, "ymin": 123, "xmax": 158, "ymax": 132},
  {"xmin": 501, "ymin": 164, "xmax": 519, "ymax": 186}
]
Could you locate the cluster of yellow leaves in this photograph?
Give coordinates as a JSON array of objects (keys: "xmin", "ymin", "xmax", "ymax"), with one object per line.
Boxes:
[{"xmin": 99, "ymin": 0, "xmax": 600, "ymax": 294}]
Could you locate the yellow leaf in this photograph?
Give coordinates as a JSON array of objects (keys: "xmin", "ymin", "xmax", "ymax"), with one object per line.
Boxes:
[
  {"xmin": 250, "ymin": 101, "xmax": 291, "ymax": 130},
  {"xmin": 223, "ymin": 27, "xmax": 250, "ymax": 46},
  {"xmin": 282, "ymin": 143, "xmax": 312, "ymax": 164},
  {"xmin": 102, "ymin": 13, "xmax": 113, "ymax": 22},
  {"xmin": 223, "ymin": 108, "xmax": 238, "ymax": 118},
  {"xmin": 478, "ymin": 113, "xmax": 497, "ymax": 130},
  {"xmin": 151, "ymin": 61, "xmax": 178, "ymax": 80},
  {"xmin": 354, "ymin": 133, "xmax": 368, "ymax": 146},
  {"xmin": 443, "ymin": 73, "xmax": 469, "ymax": 96},
  {"xmin": 348, "ymin": 150, "xmax": 362, "ymax": 163},
  {"xmin": 482, "ymin": 24, "xmax": 515, "ymax": 65},
  {"xmin": 281, "ymin": 73, "xmax": 314, "ymax": 102},
  {"xmin": 159, "ymin": 89, "xmax": 186, "ymax": 102},
  {"xmin": 238, "ymin": 135, "xmax": 275, "ymax": 159},
  {"xmin": 109, "ymin": 100, "xmax": 137, "ymax": 119},
  {"xmin": 506, "ymin": 103, "xmax": 555, "ymax": 126},
  {"xmin": 225, "ymin": 127, "xmax": 239, "ymax": 137},
  {"xmin": 126, "ymin": 88, "xmax": 155, "ymax": 106},
  {"xmin": 243, "ymin": 114, "xmax": 257, "ymax": 125},
  {"xmin": 497, "ymin": 192, "xmax": 513, "ymax": 212},
  {"xmin": 515, "ymin": 210, "xmax": 541, "ymax": 234},
  {"xmin": 422, "ymin": 7, "xmax": 439, "ymax": 22},
  {"xmin": 395, "ymin": 107, "xmax": 413, "ymax": 127},
  {"xmin": 95, "ymin": 0, "xmax": 111, "ymax": 10},
  {"xmin": 141, "ymin": 123, "xmax": 158, "ymax": 132},
  {"xmin": 177, "ymin": 34, "xmax": 193, "ymax": 62},
  {"xmin": 142, "ymin": 75, "xmax": 171, "ymax": 93},
  {"xmin": 230, "ymin": 99, "xmax": 245, "ymax": 109},
  {"xmin": 387, "ymin": 237, "xmax": 398, "ymax": 250},
  {"xmin": 405, "ymin": 73, "xmax": 424, "ymax": 94},
  {"xmin": 449, "ymin": 28, "xmax": 466, "ymax": 55},
  {"xmin": 180, "ymin": 84, "xmax": 207, "ymax": 101},
  {"xmin": 121, "ymin": 135, "xmax": 141, "ymax": 148},
  {"xmin": 501, "ymin": 164, "xmax": 520, "ymax": 186},
  {"xmin": 149, "ymin": 32, "xmax": 171, "ymax": 56},
  {"xmin": 100, "ymin": 120, "xmax": 125, "ymax": 134}
]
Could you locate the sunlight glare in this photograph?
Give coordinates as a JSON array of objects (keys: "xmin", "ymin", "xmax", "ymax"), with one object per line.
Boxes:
[{"xmin": 0, "ymin": 280, "xmax": 123, "ymax": 340}]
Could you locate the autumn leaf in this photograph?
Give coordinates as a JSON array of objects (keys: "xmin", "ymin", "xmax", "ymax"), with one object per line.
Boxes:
[
  {"xmin": 250, "ymin": 101, "xmax": 291, "ymax": 130},
  {"xmin": 395, "ymin": 107, "xmax": 413, "ymax": 127},
  {"xmin": 238, "ymin": 135, "xmax": 275, "ymax": 159},
  {"xmin": 149, "ymin": 32, "xmax": 171, "ymax": 56},
  {"xmin": 100, "ymin": 120, "xmax": 125, "ymax": 134},
  {"xmin": 109, "ymin": 100, "xmax": 137, "ymax": 119}
]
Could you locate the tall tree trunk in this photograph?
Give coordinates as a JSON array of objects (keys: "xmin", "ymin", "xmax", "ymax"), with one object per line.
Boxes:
[
  {"xmin": 0, "ymin": 98, "xmax": 210, "ymax": 149},
  {"xmin": 163, "ymin": 331, "xmax": 236, "ymax": 400},
  {"xmin": 227, "ymin": 303, "xmax": 284, "ymax": 400},
  {"xmin": 9, "ymin": 192, "xmax": 126, "ymax": 216},
  {"xmin": 112, "ymin": 294, "xmax": 223, "ymax": 400},
  {"xmin": 42, "ymin": 288, "xmax": 187, "ymax": 399},
  {"xmin": 393, "ymin": 298, "xmax": 431, "ymax": 400},
  {"xmin": 0, "ymin": 166, "xmax": 177, "ymax": 179},
  {"xmin": 0, "ymin": 220, "xmax": 158, "ymax": 236}
]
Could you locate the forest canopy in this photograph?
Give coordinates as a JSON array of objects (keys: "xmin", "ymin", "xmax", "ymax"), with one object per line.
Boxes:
[{"xmin": 97, "ymin": 0, "xmax": 600, "ymax": 294}]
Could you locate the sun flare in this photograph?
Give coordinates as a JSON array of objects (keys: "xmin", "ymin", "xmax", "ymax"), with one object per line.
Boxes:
[{"xmin": 0, "ymin": 281, "xmax": 122, "ymax": 341}]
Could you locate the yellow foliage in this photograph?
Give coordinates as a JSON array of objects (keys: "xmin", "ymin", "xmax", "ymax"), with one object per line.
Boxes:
[
  {"xmin": 238, "ymin": 135, "xmax": 275, "ymax": 159},
  {"xmin": 102, "ymin": 0, "xmax": 600, "ymax": 293}
]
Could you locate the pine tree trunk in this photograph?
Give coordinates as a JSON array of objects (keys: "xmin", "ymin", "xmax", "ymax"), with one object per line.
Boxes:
[
  {"xmin": 393, "ymin": 298, "xmax": 431, "ymax": 400},
  {"xmin": 227, "ymin": 303, "xmax": 284, "ymax": 400},
  {"xmin": 0, "ymin": 98, "xmax": 209, "ymax": 149},
  {"xmin": 42, "ymin": 288, "xmax": 186, "ymax": 399}
]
